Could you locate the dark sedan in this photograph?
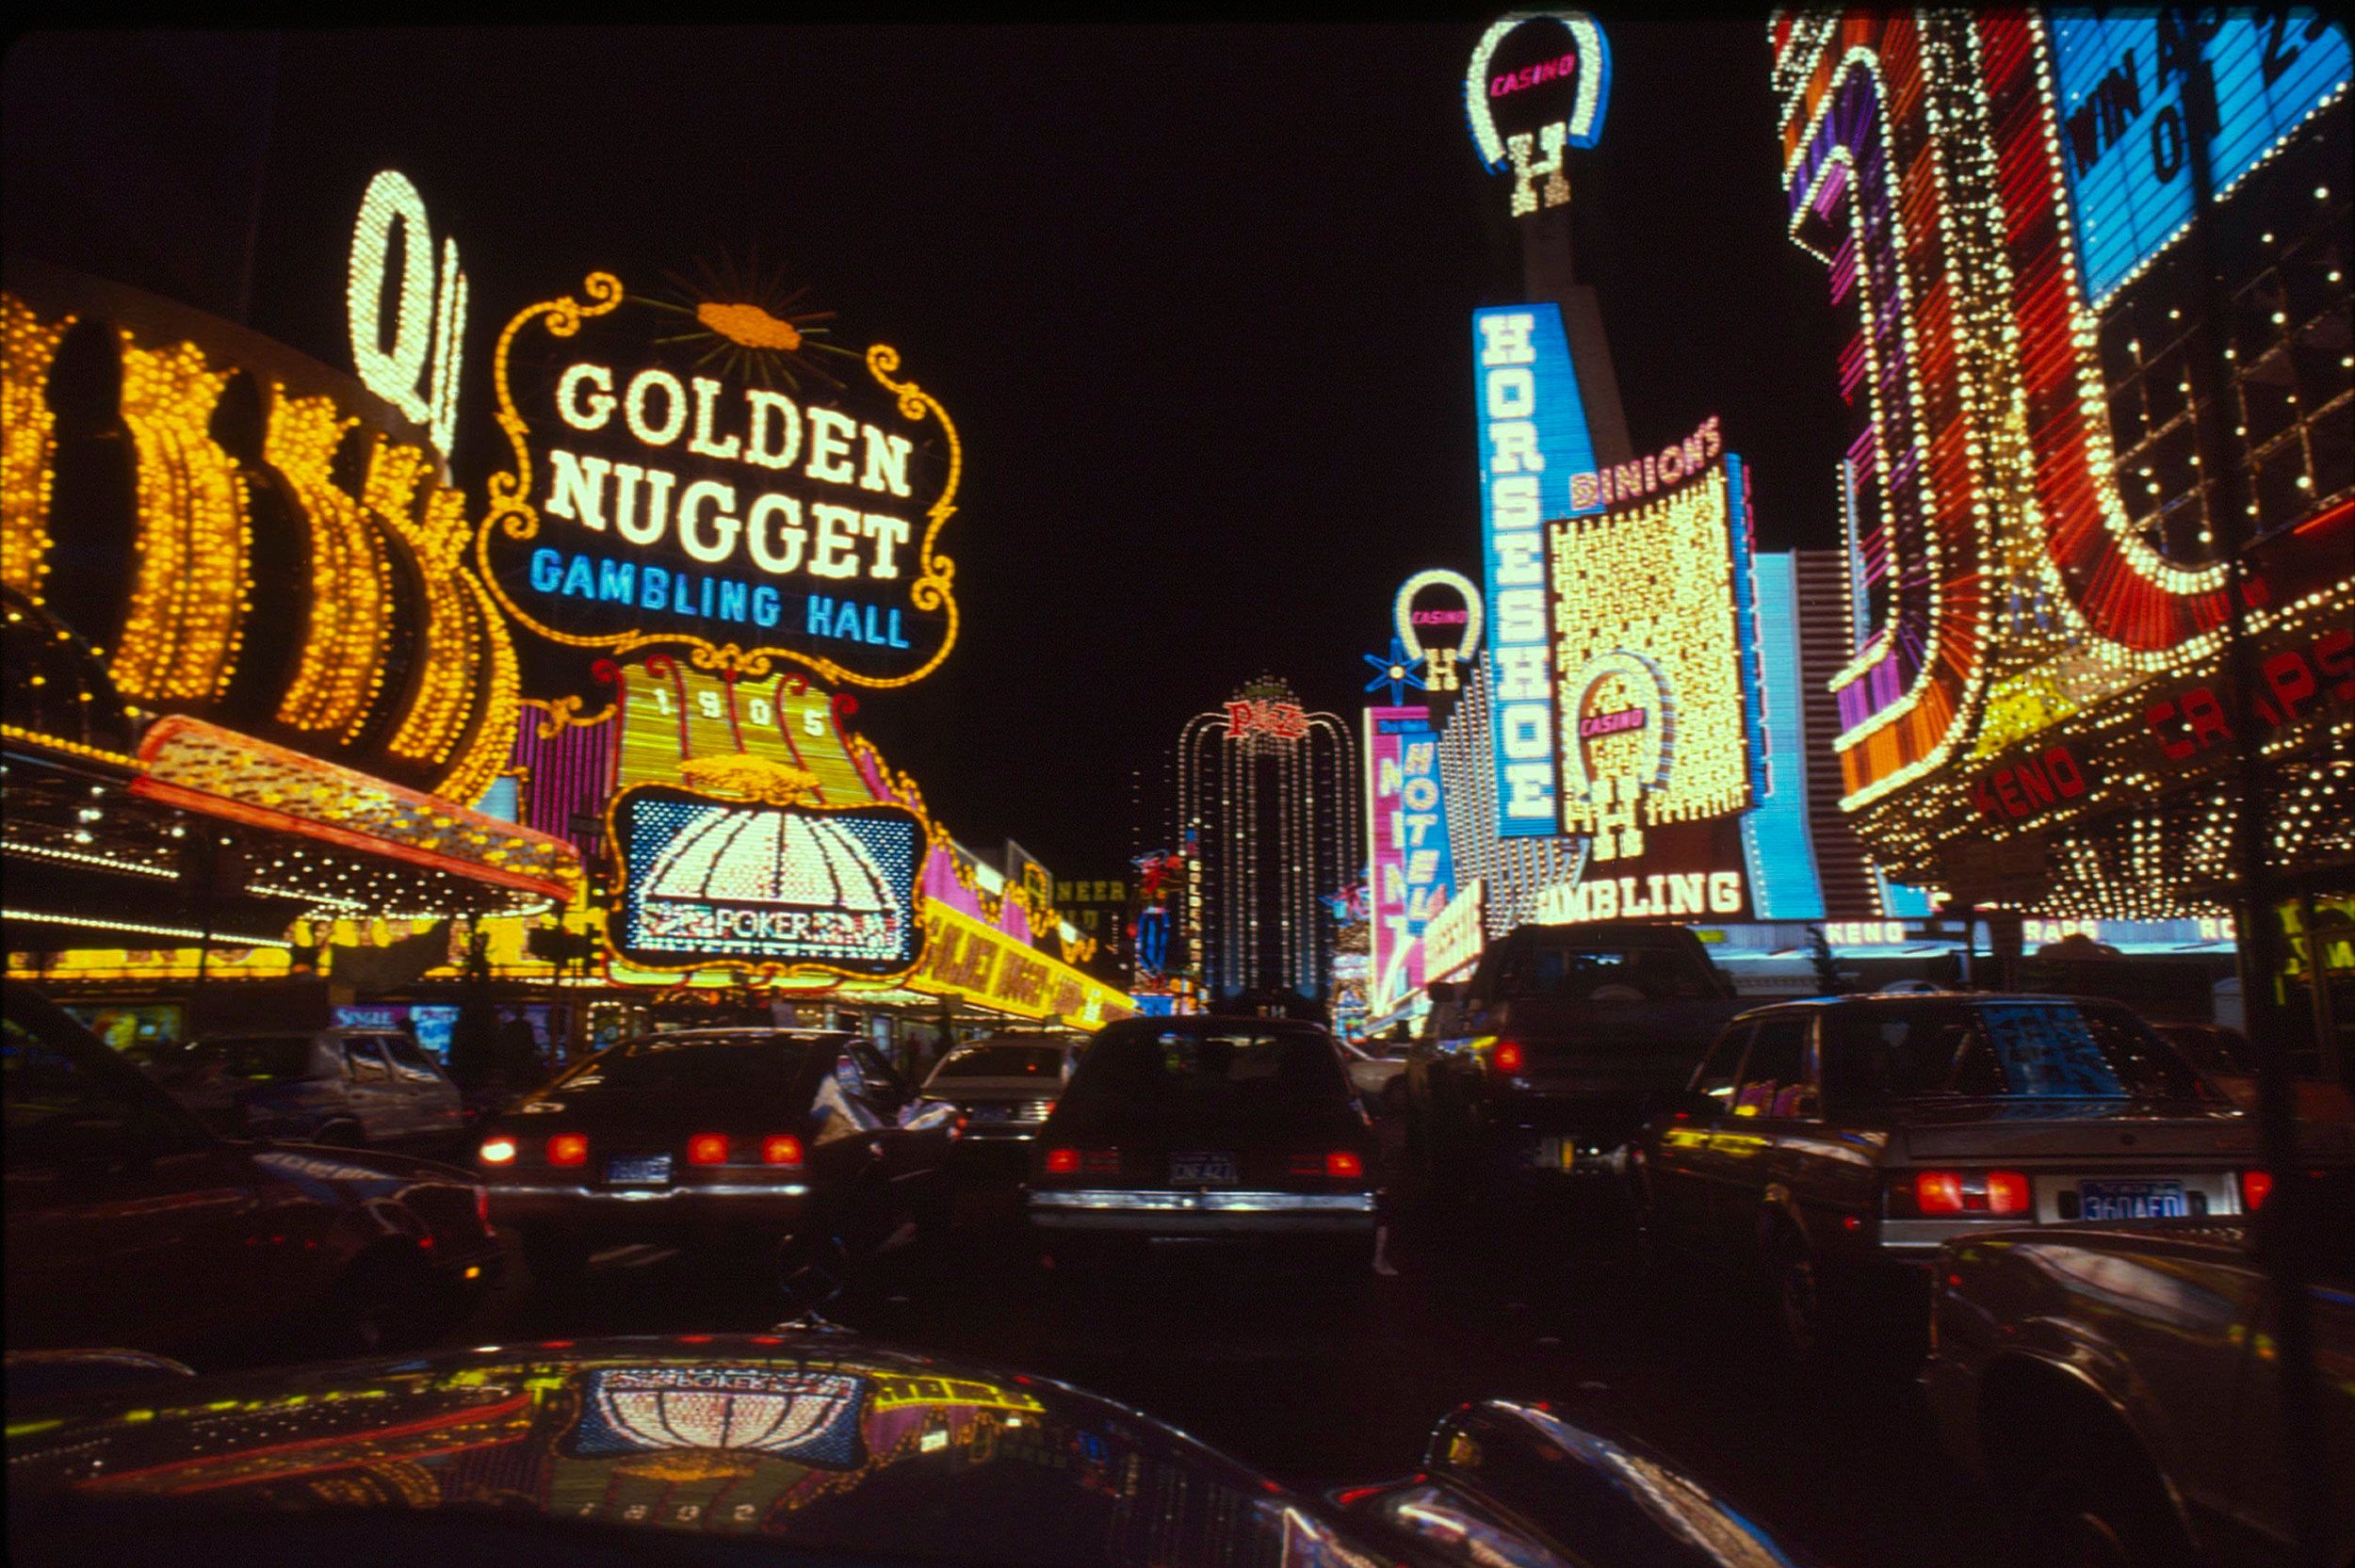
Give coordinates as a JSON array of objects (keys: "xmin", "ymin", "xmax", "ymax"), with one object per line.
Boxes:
[
  {"xmin": 1025, "ymin": 1015, "xmax": 1382, "ymax": 1269},
  {"xmin": 475, "ymin": 1026, "xmax": 958, "ymax": 1286},
  {"xmin": 916, "ymin": 1035, "xmax": 1081, "ymax": 1161},
  {"xmin": 1630, "ymin": 993, "xmax": 2264, "ymax": 1356},
  {"xmin": 4, "ymin": 1333, "xmax": 1806, "ymax": 1568},
  {"xmin": 4, "ymin": 981, "xmax": 501, "ymax": 1362}
]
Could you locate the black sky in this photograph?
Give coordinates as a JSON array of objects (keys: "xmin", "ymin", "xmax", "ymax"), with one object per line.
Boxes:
[{"xmin": 3, "ymin": 23, "xmax": 1848, "ymax": 881}]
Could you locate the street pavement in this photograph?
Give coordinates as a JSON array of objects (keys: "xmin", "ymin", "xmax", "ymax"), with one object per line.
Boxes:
[{"xmin": 420, "ymin": 1125, "xmax": 2007, "ymax": 1568}]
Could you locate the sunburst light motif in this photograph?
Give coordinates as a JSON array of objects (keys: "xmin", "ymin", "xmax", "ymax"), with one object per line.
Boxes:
[{"xmin": 638, "ymin": 250, "xmax": 861, "ymax": 394}]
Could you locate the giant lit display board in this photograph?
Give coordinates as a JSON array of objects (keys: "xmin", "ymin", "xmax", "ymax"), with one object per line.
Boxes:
[
  {"xmin": 2049, "ymin": 11, "xmax": 2350, "ymax": 306},
  {"xmin": 609, "ymin": 784, "xmax": 924, "ymax": 979},
  {"xmin": 479, "ymin": 273, "xmax": 959, "ymax": 689},
  {"xmin": 1472, "ymin": 304, "xmax": 1599, "ymax": 837},
  {"xmin": 1465, "ymin": 11, "xmax": 1611, "ymax": 217}
]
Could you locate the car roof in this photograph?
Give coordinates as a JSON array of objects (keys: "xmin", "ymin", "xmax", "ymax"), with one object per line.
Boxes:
[
  {"xmin": 1099, "ymin": 1013, "xmax": 1334, "ymax": 1035},
  {"xmin": 1735, "ymin": 992, "xmax": 2132, "ymax": 1015}
]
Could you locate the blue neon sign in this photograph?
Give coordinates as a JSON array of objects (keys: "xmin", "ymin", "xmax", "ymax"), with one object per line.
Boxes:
[
  {"xmin": 2049, "ymin": 9, "xmax": 2350, "ymax": 307},
  {"xmin": 1472, "ymin": 303, "xmax": 1598, "ymax": 837}
]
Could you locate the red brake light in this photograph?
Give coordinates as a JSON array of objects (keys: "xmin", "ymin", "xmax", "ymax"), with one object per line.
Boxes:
[
  {"xmin": 1326, "ymin": 1150, "xmax": 1365, "ymax": 1179},
  {"xmin": 687, "ymin": 1133, "xmax": 729, "ymax": 1166},
  {"xmin": 1986, "ymin": 1171, "xmax": 2031, "ymax": 1216},
  {"xmin": 1915, "ymin": 1171, "xmax": 1966, "ymax": 1214},
  {"xmin": 1045, "ymin": 1147, "xmax": 1079, "ymax": 1174},
  {"xmin": 546, "ymin": 1133, "xmax": 589, "ymax": 1167},
  {"xmin": 2242, "ymin": 1169, "xmax": 2273, "ymax": 1211},
  {"xmin": 762, "ymin": 1135, "xmax": 804, "ymax": 1167},
  {"xmin": 478, "ymin": 1136, "xmax": 517, "ymax": 1166},
  {"xmin": 475, "ymin": 1186, "xmax": 491, "ymax": 1227},
  {"xmin": 1493, "ymin": 1041, "xmax": 1526, "ymax": 1074}
]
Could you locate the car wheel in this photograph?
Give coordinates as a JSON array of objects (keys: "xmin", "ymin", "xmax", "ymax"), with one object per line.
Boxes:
[
  {"xmin": 319, "ymin": 1245, "xmax": 455, "ymax": 1356},
  {"xmin": 2009, "ymin": 1417, "xmax": 2193, "ymax": 1568},
  {"xmin": 1759, "ymin": 1223, "xmax": 1834, "ymax": 1362}
]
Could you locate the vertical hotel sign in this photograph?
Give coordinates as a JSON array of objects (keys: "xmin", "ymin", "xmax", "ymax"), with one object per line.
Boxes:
[
  {"xmin": 1365, "ymin": 706, "xmax": 1456, "ymax": 1014},
  {"xmin": 1474, "ymin": 305, "xmax": 1598, "ymax": 836}
]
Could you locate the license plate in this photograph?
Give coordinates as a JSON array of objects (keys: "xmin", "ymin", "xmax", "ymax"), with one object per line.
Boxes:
[
  {"xmin": 606, "ymin": 1154, "xmax": 673, "ymax": 1187},
  {"xmin": 970, "ymin": 1104, "xmax": 1015, "ymax": 1122},
  {"xmin": 1169, "ymin": 1152, "xmax": 1236, "ymax": 1185},
  {"xmin": 2078, "ymin": 1179, "xmax": 2187, "ymax": 1220}
]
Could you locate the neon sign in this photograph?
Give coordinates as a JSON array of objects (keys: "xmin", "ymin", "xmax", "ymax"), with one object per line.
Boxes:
[
  {"xmin": 1225, "ymin": 698, "xmax": 1311, "ymax": 740},
  {"xmin": 2048, "ymin": 11, "xmax": 2350, "ymax": 307},
  {"xmin": 1473, "ymin": 305, "xmax": 1599, "ymax": 836},
  {"xmin": 347, "ymin": 170, "xmax": 467, "ymax": 456},
  {"xmin": 1567, "ymin": 415, "xmax": 1722, "ymax": 511},
  {"xmin": 609, "ymin": 784, "xmax": 924, "ymax": 979},
  {"xmin": 1394, "ymin": 569, "xmax": 1484, "ymax": 696},
  {"xmin": 1366, "ymin": 706, "xmax": 1455, "ymax": 1013},
  {"xmin": 479, "ymin": 271, "xmax": 960, "ymax": 688},
  {"xmin": 1465, "ymin": 11, "xmax": 1612, "ymax": 216}
]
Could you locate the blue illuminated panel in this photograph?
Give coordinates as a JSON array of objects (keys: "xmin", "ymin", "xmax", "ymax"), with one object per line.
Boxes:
[
  {"xmin": 2050, "ymin": 11, "xmax": 2350, "ymax": 306},
  {"xmin": 1740, "ymin": 552, "xmax": 1826, "ymax": 921},
  {"xmin": 1472, "ymin": 303, "xmax": 1598, "ymax": 837}
]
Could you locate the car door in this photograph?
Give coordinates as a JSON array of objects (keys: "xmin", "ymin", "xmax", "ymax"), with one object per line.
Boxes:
[
  {"xmin": 381, "ymin": 1033, "xmax": 463, "ymax": 1140},
  {"xmin": 1706, "ymin": 1016, "xmax": 1811, "ymax": 1253},
  {"xmin": 338, "ymin": 1038, "xmax": 399, "ymax": 1141},
  {"xmin": 1646, "ymin": 1023, "xmax": 1749, "ymax": 1246},
  {"xmin": 4, "ymin": 1006, "xmax": 271, "ymax": 1353}
]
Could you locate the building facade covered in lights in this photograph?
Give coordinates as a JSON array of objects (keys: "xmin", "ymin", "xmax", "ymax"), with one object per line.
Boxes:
[
  {"xmin": 1768, "ymin": 11, "xmax": 2352, "ymax": 1072},
  {"xmin": 3, "ymin": 259, "xmax": 582, "ymax": 1035},
  {"xmin": 1172, "ymin": 677, "xmax": 1359, "ymax": 1004}
]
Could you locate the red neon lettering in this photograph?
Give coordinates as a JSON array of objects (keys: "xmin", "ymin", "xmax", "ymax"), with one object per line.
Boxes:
[
  {"xmin": 1973, "ymin": 775, "xmax": 2005, "ymax": 822},
  {"xmin": 2261, "ymin": 651, "xmax": 2316, "ymax": 723},
  {"xmin": 1993, "ymin": 769, "xmax": 2027, "ymax": 818},
  {"xmin": 2181, "ymin": 687, "xmax": 2233, "ymax": 750},
  {"xmin": 2145, "ymin": 699, "xmax": 2198, "ymax": 760},
  {"xmin": 2016, "ymin": 756, "xmax": 2055, "ymax": 809},
  {"xmin": 2317, "ymin": 627, "xmax": 2355, "ymax": 699},
  {"xmin": 2046, "ymin": 745, "xmax": 2087, "ymax": 798}
]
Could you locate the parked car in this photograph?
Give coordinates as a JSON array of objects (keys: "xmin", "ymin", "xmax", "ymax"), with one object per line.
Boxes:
[
  {"xmin": 1025, "ymin": 1014, "xmax": 1381, "ymax": 1270},
  {"xmin": 2153, "ymin": 1020, "xmax": 2355, "ymax": 1123},
  {"xmin": 915, "ymin": 1034, "xmax": 1083, "ymax": 1163},
  {"xmin": 3, "ymin": 981, "xmax": 501, "ymax": 1362},
  {"xmin": 3, "ymin": 1332, "xmax": 1805, "ymax": 1568},
  {"xmin": 156, "ymin": 1026, "xmax": 465, "ymax": 1149},
  {"xmin": 473, "ymin": 1026, "xmax": 959, "ymax": 1293},
  {"xmin": 1629, "ymin": 993, "xmax": 2263, "ymax": 1357},
  {"xmin": 1922, "ymin": 1169, "xmax": 2354, "ymax": 1567},
  {"xmin": 1405, "ymin": 922, "xmax": 1750, "ymax": 1188}
]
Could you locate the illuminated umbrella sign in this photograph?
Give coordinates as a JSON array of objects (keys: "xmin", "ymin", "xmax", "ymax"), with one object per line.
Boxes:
[{"xmin": 479, "ymin": 268, "xmax": 961, "ymax": 688}]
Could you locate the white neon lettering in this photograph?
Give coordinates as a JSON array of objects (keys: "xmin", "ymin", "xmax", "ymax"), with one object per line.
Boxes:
[
  {"xmin": 676, "ymin": 479, "xmax": 741, "ymax": 564},
  {"xmin": 557, "ymin": 364, "xmax": 615, "ymax": 432}
]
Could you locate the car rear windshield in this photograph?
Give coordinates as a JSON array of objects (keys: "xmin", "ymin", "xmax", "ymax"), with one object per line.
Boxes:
[
  {"xmin": 192, "ymin": 1037, "xmax": 317, "ymax": 1082},
  {"xmin": 931, "ymin": 1044, "xmax": 1064, "ymax": 1080},
  {"xmin": 1821, "ymin": 1002, "xmax": 2214, "ymax": 1110},
  {"xmin": 1497, "ymin": 941, "xmax": 1715, "ymax": 1000},
  {"xmin": 552, "ymin": 1035, "xmax": 812, "ymax": 1095},
  {"xmin": 1064, "ymin": 1026, "xmax": 1351, "ymax": 1109}
]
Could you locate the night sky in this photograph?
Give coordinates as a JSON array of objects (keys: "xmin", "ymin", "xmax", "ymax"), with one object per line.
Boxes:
[{"xmin": 4, "ymin": 23, "xmax": 1847, "ymax": 881}]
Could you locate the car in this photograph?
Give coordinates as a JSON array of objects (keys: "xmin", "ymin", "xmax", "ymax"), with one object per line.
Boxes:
[
  {"xmin": 2153, "ymin": 1020, "xmax": 2355, "ymax": 1123},
  {"xmin": 154, "ymin": 1026, "xmax": 466, "ymax": 1150},
  {"xmin": 473, "ymin": 1026, "xmax": 960, "ymax": 1293},
  {"xmin": 1025, "ymin": 1014, "xmax": 1382, "ymax": 1271},
  {"xmin": 2, "ymin": 1332, "xmax": 1804, "ymax": 1568},
  {"xmin": 1629, "ymin": 993, "xmax": 2266, "ymax": 1358},
  {"xmin": 3, "ymin": 980, "xmax": 502, "ymax": 1362},
  {"xmin": 1921, "ymin": 1170, "xmax": 2354, "ymax": 1566},
  {"xmin": 915, "ymin": 1034, "xmax": 1083, "ymax": 1160},
  {"xmin": 1340, "ymin": 1034, "xmax": 1411, "ymax": 1111},
  {"xmin": 1406, "ymin": 922, "xmax": 1752, "ymax": 1190}
]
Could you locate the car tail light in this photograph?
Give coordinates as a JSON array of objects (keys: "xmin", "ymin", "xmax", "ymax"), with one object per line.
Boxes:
[
  {"xmin": 478, "ymin": 1136, "xmax": 518, "ymax": 1166},
  {"xmin": 1903, "ymin": 1170, "xmax": 2031, "ymax": 1216},
  {"xmin": 1492, "ymin": 1040, "xmax": 1526, "ymax": 1074},
  {"xmin": 687, "ymin": 1133, "xmax": 729, "ymax": 1166},
  {"xmin": 2242, "ymin": 1169, "xmax": 2273, "ymax": 1211},
  {"xmin": 1081, "ymin": 1148, "xmax": 1121, "ymax": 1175},
  {"xmin": 1985, "ymin": 1171, "xmax": 2031, "ymax": 1215},
  {"xmin": 546, "ymin": 1133, "xmax": 589, "ymax": 1167},
  {"xmin": 1045, "ymin": 1147, "xmax": 1080, "ymax": 1173},
  {"xmin": 1913, "ymin": 1172, "xmax": 1966, "ymax": 1214},
  {"xmin": 475, "ymin": 1186, "xmax": 491, "ymax": 1228},
  {"xmin": 762, "ymin": 1135, "xmax": 804, "ymax": 1168},
  {"xmin": 1325, "ymin": 1150, "xmax": 1365, "ymax": 1179}
]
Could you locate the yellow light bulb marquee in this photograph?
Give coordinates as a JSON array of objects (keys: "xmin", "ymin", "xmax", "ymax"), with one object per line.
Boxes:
[
  {"xmin": 477, "ymin": 270, "xmax": 963, "ymax": 690},
  {"xmin": 0, "ymin": 297, "xmax": 71, "ymax": 604}
]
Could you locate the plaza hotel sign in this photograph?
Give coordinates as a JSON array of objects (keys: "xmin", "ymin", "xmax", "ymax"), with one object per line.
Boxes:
[{"xmin": 478, "ymin": 270, "xmax": 961, "ymax": 688}]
